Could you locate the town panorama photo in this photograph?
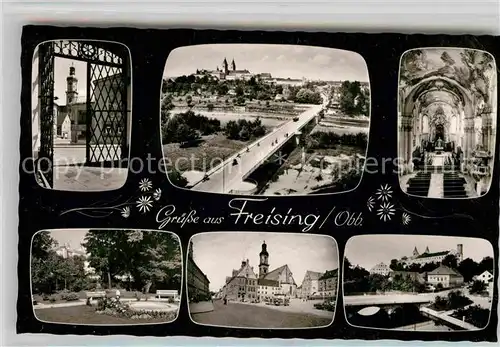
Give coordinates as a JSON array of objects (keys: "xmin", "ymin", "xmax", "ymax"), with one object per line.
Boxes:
[{"xmin": 161, "ymin": 44, "xmax": 370, "ymax": 195}]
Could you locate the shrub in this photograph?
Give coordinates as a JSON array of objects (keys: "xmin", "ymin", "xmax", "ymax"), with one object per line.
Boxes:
[
  {"xmin": 62, "ymin": 292, "xmax": 80, "ymax": 301},
  {"xmin": 469, "ymin": 280, "xmax": 487, "ymax": 295},
  {"xmin": 452, "ymin": 305, "xmax": 490, "ymax": 329},
  {"xmin": 95, "ymin": 297, "xmax": 177, "ymax": 321}
]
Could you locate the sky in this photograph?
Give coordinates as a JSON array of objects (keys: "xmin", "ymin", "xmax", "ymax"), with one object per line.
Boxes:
[
  {"xmin": 38, "ymin": 229, "xmax": 89, "ymax": 249},
  {"xmin": 53, "ymin": 57, "xmax": 87, "ymax": 106},
  {"xmin": 163, "ymin": 44, "xmax": 369, "ymax": 82},
  {"xmin": 32, "ymin": 56, "xmax": 88, "ymax": 106},
  {"xmin": 345, "ymin": 235, "xmax": 493, "ymax": 270},
  {"xmin": 191, "ymin": 233, "xmax": 338, "ymax": 292}
]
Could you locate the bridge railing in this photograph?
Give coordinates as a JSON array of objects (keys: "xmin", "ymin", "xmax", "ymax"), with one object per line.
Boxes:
[
  {"xmin": 240, "ymin": 116, "xmax": 318, "ymax": 181},
  {"xmin": 191, "ymin": 120, "xmax": 292, "ymax": 188}
]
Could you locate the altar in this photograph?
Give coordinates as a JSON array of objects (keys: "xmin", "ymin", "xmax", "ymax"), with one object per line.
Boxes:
[
  {"xmin": 431, "ymin": 153, "xmax": 446, "ymax": 167},
  {"xmin": 435, "ymin": 137, "xmax": 444, "ymax": 154}
]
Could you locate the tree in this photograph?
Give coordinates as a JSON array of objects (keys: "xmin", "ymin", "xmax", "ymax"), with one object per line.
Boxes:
[
  {"xmin": 32, "ymin": 251, "xmax": 60, "ymax": 294},
  {"xmin": 217, "ymin": 84, "xmax": 229, "ymax": 96},
  {"xmin": 161, "ymin": 95, "xmax": 174, "ymax": 112},
  {"xmin": 389, "ymin": 259, "xmax": 404, "ymax": 271},
  {"xmin": 83, "ymin": 231, "xmax": 125, "ymax": 288},
  {"xmin": 294, "ymin": 88, "xmax": 322, "ymax": 104},
  {"xmin": 339, "ymin": 81, "xmax": 364, "ymax": 116},
  {"xmin": 442, "ymin": 254, "xmax": 459, "ymax": 270},
  {"xmin": 238, "ymin": 126, "xmax": 251, "ymax": 141},
  {"xmin": 186, "ymin": 95, "xmax": 193, "ymax": 107},
  {"xmin": 168, "ymin": 170, "xmax": 188, "ymax": 188},
  {"xmin": 458, "ymin": 258, "xmax": 479, "ymax": 282},
  {"xmin": 83, "ymin": 230, "xmax": 182, "ymax": 292},
  {"xmin": 177, "ymin": 123, "xmax": 200, "ymax": 144},
  {"xmin": 478, "ymin": 256, "xmax": 494, "ymax": 273},
  {"xmin": 126, "ymin": 231, "xmax": 182, "ymax": 292},
  {"xmin": 235, "ymin": 85, "xmax": 244, "ymax": 97},
  {"xmin": 32, "ymin": 231, "xmax": 58, "ymax": 259},
  {"xmin": 469, "ymin": 280, "xmax": 487, "ymax": 295},
  {"xmin": 225, "ymin": 120, "xmax": 240, "ymax": 140}
]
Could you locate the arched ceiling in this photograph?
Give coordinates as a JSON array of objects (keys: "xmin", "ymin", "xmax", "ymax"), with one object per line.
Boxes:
[
  {"xmin": 418, "ymin": 90, "xmax": 460, "ymax": 108},
  {"xmin": 423, "ymin": 102, "xmax": 457, "ymax": 118},
  {"xmin": 410, "ymin": 77, "xmax": 467, "ymax": 106}
]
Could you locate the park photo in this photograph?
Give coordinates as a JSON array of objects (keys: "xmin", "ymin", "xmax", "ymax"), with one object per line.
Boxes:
[
  {"xmin": 31, "ymin": 229, "xmax": 182, "ymax": 325},
  {"xmin": 398, "ymin": 48, "xmax": 497, "ymax": 199},
  {"xmin": 161, "ymin": 44, "xmax": 370, "ymax": 195},
  {"xmin": 343, "ymin": 235, "xmax": 494, "ymax": 331},
  {"xmin": 32, "ymin": 40, "xmax": 132, "ymax": 191},
  {"xmin": 186, "ymin": 232, "xmax": 338, "ymax": 329}
]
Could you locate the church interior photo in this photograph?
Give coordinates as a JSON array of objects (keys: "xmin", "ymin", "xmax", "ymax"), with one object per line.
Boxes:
[{"xmin": 398, "ymin": 48, "xmax": 497, "ymax": 199}]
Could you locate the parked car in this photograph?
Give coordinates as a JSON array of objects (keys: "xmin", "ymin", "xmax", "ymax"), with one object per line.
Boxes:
[
  {"xmin": 293, "ymin": 117, "xmax": 299, "ymax": 122},
  {"xmin": 273, "ymin": 294, "xmax": 290, "ymax": 306}
]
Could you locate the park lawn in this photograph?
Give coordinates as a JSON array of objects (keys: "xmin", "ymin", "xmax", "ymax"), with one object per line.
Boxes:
[
  {"xmin": 34, "ymin": 305, "xmax": 173, "ymax": 325},
  {"xmin": 163, "ymin": 133, "xmax": 252, "ymax": 172}
]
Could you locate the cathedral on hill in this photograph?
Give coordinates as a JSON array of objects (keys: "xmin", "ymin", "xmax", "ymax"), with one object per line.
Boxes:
[
  {"xmin": 401, "ymin": 243, "xmax": 464, "ymax": 266},
  {"xmin": 197, "ymin": 58, "xmax": 256, "ymax": 81},
  {"xmin": 221, "ymin": 241, "xmax": 297, "ymax": 302}
]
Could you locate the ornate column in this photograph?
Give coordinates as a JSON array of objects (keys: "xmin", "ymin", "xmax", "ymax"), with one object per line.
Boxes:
[
  {"xmin": 400, "ymin": 113, "xmax": 413, "ymax": 171},
  {"xmin": 481, "ymin": 105, "xmax": 493, "ymax": 153}
]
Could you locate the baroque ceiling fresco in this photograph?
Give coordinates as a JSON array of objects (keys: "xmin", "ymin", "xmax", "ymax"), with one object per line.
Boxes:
[{"xmin": 401, "ymin": 48, "xmax": 496, "ymax": 106}]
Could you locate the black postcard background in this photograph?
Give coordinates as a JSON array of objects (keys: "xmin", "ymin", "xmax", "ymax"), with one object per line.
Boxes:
[{"xmin": 18, "ymin": 25, "xmax": 499, "ymax": 341}]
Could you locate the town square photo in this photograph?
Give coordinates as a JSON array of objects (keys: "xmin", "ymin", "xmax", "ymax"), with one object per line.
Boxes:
[
  {"xmin": 31, "ymin": 40, "xmax": 132, "ymax": 191},
  {"xmin": 343, "ymin": 235, "xmax": 494, "ymax": 331},
  {"xmin": 186, "ymin": 232, "xmax": 339, "ymax": 329},
  {"xmin": 161, "ymin": 44, "xmax": 370, "ymax": 195},
  {"xmin": 30, "ymin": 229, "xmax": 182, "ymax": 325},
  {"xmin": 398, "ymin": 47, "xmax": 497, "ymax": 199}
]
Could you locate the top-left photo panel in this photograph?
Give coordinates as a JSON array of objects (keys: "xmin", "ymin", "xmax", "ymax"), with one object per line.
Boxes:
[{"xmin": 31, "ymin": 40, "xmax": 132, "ymax": 191}]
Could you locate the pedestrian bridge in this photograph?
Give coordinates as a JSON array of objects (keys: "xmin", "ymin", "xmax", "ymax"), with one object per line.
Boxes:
[{"xmin": 191, "ymin": 104, "xmax": 323, "ymax": 194}]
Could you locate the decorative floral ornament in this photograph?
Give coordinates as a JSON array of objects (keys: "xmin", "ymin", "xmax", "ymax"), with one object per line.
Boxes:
[
  {"xmin": 136, "ymin": 196, "xmax": 153, "ymax": 213},
  {"xmin": 153, "ymin": 188, "xmax": 162, "ymax": 201},
  {"xmin": 139, "ymin": 178, "xmax": 153, "ymax": 192},
  {"xmin": 375, "ymin": 184, "xmax": 393, "ymax": 202},
  {"xmin": 402, "ymin": 212, "xmax": 411, "ymax": 225},
  {"xmin": 366, "ymin": 196, "xmax": 375, "ymax": 212},
  {"xmin": 377, "ymin": 202, "xmax": 396, "ymax": 222},
  {"xmin": 121, "ymin": 206, "xmax": 131, "ymax": 218}
]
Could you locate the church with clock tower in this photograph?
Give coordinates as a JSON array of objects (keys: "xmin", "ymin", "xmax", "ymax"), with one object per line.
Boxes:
[{"xmin": 221, "ymin": 241, "xmax": 297, "ymax": 302}]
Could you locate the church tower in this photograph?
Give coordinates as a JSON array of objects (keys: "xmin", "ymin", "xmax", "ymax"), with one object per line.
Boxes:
[
  {"xmin": 259, "ymin": 241, "xmax": 269, "ymax": 278},
  {"xmin": 66, "ymin": 65, "xmax": 78, "ymax": 105},
  {"xmin": 412, "ymin": 246, "xmax": 419, "ymax": 258},
  {"xmin": 222, "ymin": 58, "xmax": 229, "ymax": 74},
  {"xmin": 231, "ymin": 58, "xmax": 236, "ymax": 71}
]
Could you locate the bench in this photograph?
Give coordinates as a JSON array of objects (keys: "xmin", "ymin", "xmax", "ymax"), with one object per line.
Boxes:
[
  {"xmin": 85, "ymin": 291, "xmax": 107, "ymax": 300},
  {"xmin": 156, "ymin": 290, "xmax": 178, "ymax": 299}
]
